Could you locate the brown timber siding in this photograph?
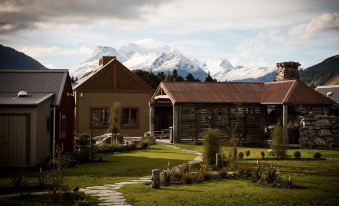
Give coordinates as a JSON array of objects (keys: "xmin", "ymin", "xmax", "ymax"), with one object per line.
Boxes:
[{"xmin": 177, "ymin": 103, "xmax": 265, "ymax": 145}]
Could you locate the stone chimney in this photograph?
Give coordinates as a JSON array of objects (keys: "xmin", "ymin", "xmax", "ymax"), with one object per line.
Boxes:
[
  {"xmin": 99, "ymin": 56, "xmax": 115, "ymax": 66},
  {"xmin": 276, "ymin": 61, "xmax": 301, "ymax": 81}
]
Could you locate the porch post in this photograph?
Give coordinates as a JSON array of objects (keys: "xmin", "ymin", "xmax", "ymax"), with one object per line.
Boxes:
[
  {"xmin": 173, "ymin": 103, "xmax": 179, "ymax": 143},
  {"xmin": 149, "ymin": 104, "xmax": 155, "ymax": 136},
  {"xmin": 282, "ymin": 104, "xmax": 289, "ymax": 145}
]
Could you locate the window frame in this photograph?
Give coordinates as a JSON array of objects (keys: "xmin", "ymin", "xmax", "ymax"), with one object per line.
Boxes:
[
  {"xmin": 89, "ymin": 107, "xmax": 110, "ymax": 128},
  {"xmin": 121, "ymin": 107, "xmax": 139, "ymax": 129},
  {"xmin": 61, "ymin": 114, "xmax": 66, "ymax": 138}
]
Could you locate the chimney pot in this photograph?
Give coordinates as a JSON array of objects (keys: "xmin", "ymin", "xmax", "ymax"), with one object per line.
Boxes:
[{"xmin": 99, "ymin": 56, "xmax": 115, "ymax": 66}]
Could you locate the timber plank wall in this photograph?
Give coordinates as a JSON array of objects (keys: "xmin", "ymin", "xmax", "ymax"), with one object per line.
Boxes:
[{"xmin": 176, "ymin": 103, "xmax": 265, "ymax": 145}]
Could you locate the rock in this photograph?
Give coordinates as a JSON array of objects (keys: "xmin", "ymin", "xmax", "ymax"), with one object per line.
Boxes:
[
  {"xmin": 318, "ymin": 129, "xmax": 332, "ymax": 137},
  {"xmin": 314, "ymin": 119, "xmax": 331, "ymax": 127},
  {"xmin": 314, "ymin": 138, "xmax": 326, "ymax": 146}
]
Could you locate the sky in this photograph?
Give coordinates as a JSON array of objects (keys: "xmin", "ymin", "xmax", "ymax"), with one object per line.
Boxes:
[{"xmin": 0, "ymin": 0, "xmax": 339, "ymax": 69}]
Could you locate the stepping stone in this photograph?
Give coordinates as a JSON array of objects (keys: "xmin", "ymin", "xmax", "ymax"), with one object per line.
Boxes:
[{"xmin": 86, "ymin": 186, "xmax": 111, "ymax": 190}]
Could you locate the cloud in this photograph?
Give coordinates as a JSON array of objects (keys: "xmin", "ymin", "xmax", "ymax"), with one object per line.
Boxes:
[
  {"xmin": 289, "ymin": 13, "xmax": 339, "ymax": 38},
  {"xmin": 0, "ymin": 0, "xmax": 174, "ymax": 33},
  {"xmin": 19, "ymin": 46, "xmax": 92, "ymax": 58}
]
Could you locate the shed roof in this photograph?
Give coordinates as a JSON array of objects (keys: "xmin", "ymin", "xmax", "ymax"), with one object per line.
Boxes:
[
  {"xmin": 157, "ymin": 80, "xmax": 335, "ymax": 105},
  {"xmin": 161, "ymin": 82, "xmax": 264, "ymax": 103},
  {"xmin": 315, "ymin": 85, "xmax": 339, "ymax": 103},
  {"xmin": 0, "ymin": 93, "xmax": 54, "ymax": 106},
  {"xmin": 0, "ymin": 70, "xmax": 69, "ymax": 106}
]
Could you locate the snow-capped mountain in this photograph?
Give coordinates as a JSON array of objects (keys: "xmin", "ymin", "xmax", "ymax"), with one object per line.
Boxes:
[
  {"xmin": 70, "ymin": 44, "xmax": 208, "ymax": 80},
  {"xmin": 70, "ymin": 46, "xmax": 127, "ymax": 79},
  {"xmin": 69, "ymin": 43, "xmax": 275, "ymax": 82},
  {"xmin": 214, "ymin": 66, "xmax": 275, "ymax": 82}
]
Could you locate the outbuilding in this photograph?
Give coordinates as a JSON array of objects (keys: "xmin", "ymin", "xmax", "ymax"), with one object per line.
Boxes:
[{"xmin": 0, "ymin": 70, "xmax": 74, "ymax": 167}]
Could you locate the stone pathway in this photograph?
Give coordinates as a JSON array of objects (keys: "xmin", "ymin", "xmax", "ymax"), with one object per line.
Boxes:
[{"xmin": 80, "ymin": 145, "xmax": 202, "ymax": 206}]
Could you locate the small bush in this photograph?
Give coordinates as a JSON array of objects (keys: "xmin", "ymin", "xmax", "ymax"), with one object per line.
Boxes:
[
  {"xmin": 219, "ymin": 168, "xmax": 228, "ymax": 179},
  {"xmin": 161, "ymin": 162, "xmax": 175, "ymax": 186},
  {"xmin": 260, "ymin": 151, "xmax": 265, "ymax": 159},
  {"xmin": 238, "ymin": 152, "xmax": 244, "ymax": 159},
  {"xmin": 313, "ymin": 152, "xmax": 322, "ymax": 159},
  {"xmin": 199, "ymin": 164, "xmax": 211, "ymax": 180},
  {"xmin": 203, "ymin": 129, "xmax": 222, "ymax": 166},
  {"xmin": 294, "ymin": 151, "xmax": 301, "ymax": 159},
  {"xmin": 11, "ymin": 173, "xmax": 27, "ymax": 189},
  {"xmin": 271, "ymin": 122, "xmax": 286, "ymax": 159},
  {"xmin": 182, "ymin": 173, "xmax": 193, "ymax": 184},
  {"xmin": 255, "ymin": 164, "xmax": 281, "ymax": 184},
  {"xmin": 245, "ymin": 150, "xmax": 250, "ymax": 158}
]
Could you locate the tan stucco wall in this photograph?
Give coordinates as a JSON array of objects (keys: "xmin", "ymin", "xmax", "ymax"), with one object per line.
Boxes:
[{"xmin": 76, "ymin": 92, "xmax": 151, "ymax": 137}]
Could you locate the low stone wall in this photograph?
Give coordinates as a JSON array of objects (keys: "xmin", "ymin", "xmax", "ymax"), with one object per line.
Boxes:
[{"xmin": 299, "ymin": 115, "xmax": 339, "ymax": 148}]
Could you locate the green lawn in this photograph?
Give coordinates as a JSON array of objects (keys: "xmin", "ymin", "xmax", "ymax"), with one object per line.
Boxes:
[
  {"xmin": 0, "ymin": 145, "xmax": 195, "ymax": 189},
  {"xmin": 65, "ymin": 144, "xmax": 195, "ymax": 187},
  {"xmin": 119, "ymin": 144, "xmax": 339, "ymax": 206}
]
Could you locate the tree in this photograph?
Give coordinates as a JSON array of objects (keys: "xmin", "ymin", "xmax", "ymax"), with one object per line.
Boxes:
[
  {"xmin": 107, "ymin": 102, "xmax": 122, "ymax": 149},
  {"xmin": 185, "ymin": 73, "xmax": 200, "ymax": 82},
  {"xmin": 271, "ymin": 122, "xmax": 285, "ymax": 159},
  {"xmin": 205, "ymin": 72, "xmax": 217, "ymax": 82}
]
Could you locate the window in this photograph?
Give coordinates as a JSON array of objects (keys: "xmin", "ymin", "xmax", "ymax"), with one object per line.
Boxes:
[
  {"xmin": 121, "ymin": 108, "xmax": 138, "ymax": 128},
  {"xmin": 90, "ymin": 108, "xmax": 109, "ymax": 127},
  {"xmin": 61, "ymin": 115, "xmax": 66, "ymax": 138}
]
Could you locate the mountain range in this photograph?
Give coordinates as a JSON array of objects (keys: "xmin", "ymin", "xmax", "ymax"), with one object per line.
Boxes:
[
  {"xmin": 0, "ymin": 43, "xmax": 338, "ymax": 87},
  {"xmin": 69, "ymin": 44, "xmax": 275, "ymax": 82},
  {"xmin": 0, "ymin": 44, "xmax": 46, "ymax": 70}
]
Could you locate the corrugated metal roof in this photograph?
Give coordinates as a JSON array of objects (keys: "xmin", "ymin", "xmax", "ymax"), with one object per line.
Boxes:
[
  {"xmin": 161, "ymin": 82, "xmax": 264, "ymax": 103},
  {"xmin": 0, "ymin": 93, "xmax": 54, "ymax": 106},
  {"xmin": 261, "ymin": 81, "xmax": 295, "ymax": 104},
  {"xmin": 315, "ymin": 85, "xmax": 339, "ymax": 103},
  {"xmin": 0, "ymin": 70, "xmax": 68, "ymax": 106},
  {"xmin": 158, "ymin": 80, "xmax": 335, "ymax": 105}
]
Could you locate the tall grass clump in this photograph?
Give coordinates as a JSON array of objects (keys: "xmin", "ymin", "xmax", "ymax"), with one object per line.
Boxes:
[{"xmin": 203, "ymin": 128, "xmax": 222, "ymax": 166}]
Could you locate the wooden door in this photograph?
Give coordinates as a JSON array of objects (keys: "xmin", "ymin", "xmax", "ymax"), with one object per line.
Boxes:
[{"xmin": 0, "ymin": 115, "xmax": 29, "ymax": 167}]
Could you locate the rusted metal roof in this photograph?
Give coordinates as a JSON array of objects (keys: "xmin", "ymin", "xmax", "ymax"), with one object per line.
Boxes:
[
  {"xmin": 161, "ymin": 82, "xmax": 264, "ymax": 103},
  {"xmin": 0, "ymin": 70, "xmax": 69, "ymax": 106},
  {"xmin": 158, "ymin": 80, "xmax": 335, "ymax": 105}
]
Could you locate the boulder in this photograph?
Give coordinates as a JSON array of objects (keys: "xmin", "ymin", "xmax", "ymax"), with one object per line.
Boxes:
[
  {"xmin": 314, "ymin": 119, "xmax": 331, "ymax": 127},
  {"xmin": 318, "ymin": 129, "xmax": 332, "ymax": 137},
  {"xmin": 314, "ymin": 138, "xmax": 326, "ymax": 147}
]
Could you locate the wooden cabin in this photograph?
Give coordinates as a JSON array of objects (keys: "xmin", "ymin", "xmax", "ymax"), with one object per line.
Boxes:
[
  {"xmin": 74, "ymin": 56, "xmax": 153, "ymax": 137},
  {"xmin": 0, "ymin": 70, "xmax": 74, "ymax": 167},
  {"xmin": 149, "ymin": 62, "xmax": 335, "ymax": 145}
]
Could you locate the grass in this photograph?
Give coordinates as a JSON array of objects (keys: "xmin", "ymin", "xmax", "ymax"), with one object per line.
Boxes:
[
  {"xmin": 119, "ymin": 144, "xmax": 339, "ymax": 206},
  {"xmin": 0, "ymin": 194, "xmax": 99, "ymax": 206},
  {"xmin": 0, "ymin": 145, "xmax": 195, "ymax": 189}
]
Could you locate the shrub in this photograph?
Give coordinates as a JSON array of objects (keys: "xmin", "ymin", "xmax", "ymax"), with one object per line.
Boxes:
[
  {"xmin": 270, "ymin": 122, "xmax": 286, "ymax": 159},
  {"xmin": 219, "ymin": 168, "xmax": 228, "ymax": 179},
  {"xmin": 260, "ymin": 151, "xmax": 265, "ymax": 159},
  {"xmin": 182, "ymin": 173, "xmax": 193, "ymax": 184},
  {"xmin": 238, "ymin": 152, "xmax": 244, "ymax": 159},
  {"xmin": 313, "ymin": 152, "xmax": 322, "ymax": 159},
  {"xmin": 161, "ymin": 162, "xmax": 175, "ymax": 186},
  {"xmin": 203, "ymin": 129, "xmax": 222, "ymax": 166},
  {"xmin": 255, "ymin": 164, "xmax": 281, "ymax": 184},
  {"xmin": 199, "ymin": 164, "xmax": 212, "ymax": 180},
  {"xmin": 294, "ymin": 151, "xmax": 301, "ymax": 159},
  {"xmin": 11, "ymin": 173, "xmax": 27, "ymax": 189},
  {"xmin": 245, "ymin": 150, "xmax": 250, "ymax": 158}
]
